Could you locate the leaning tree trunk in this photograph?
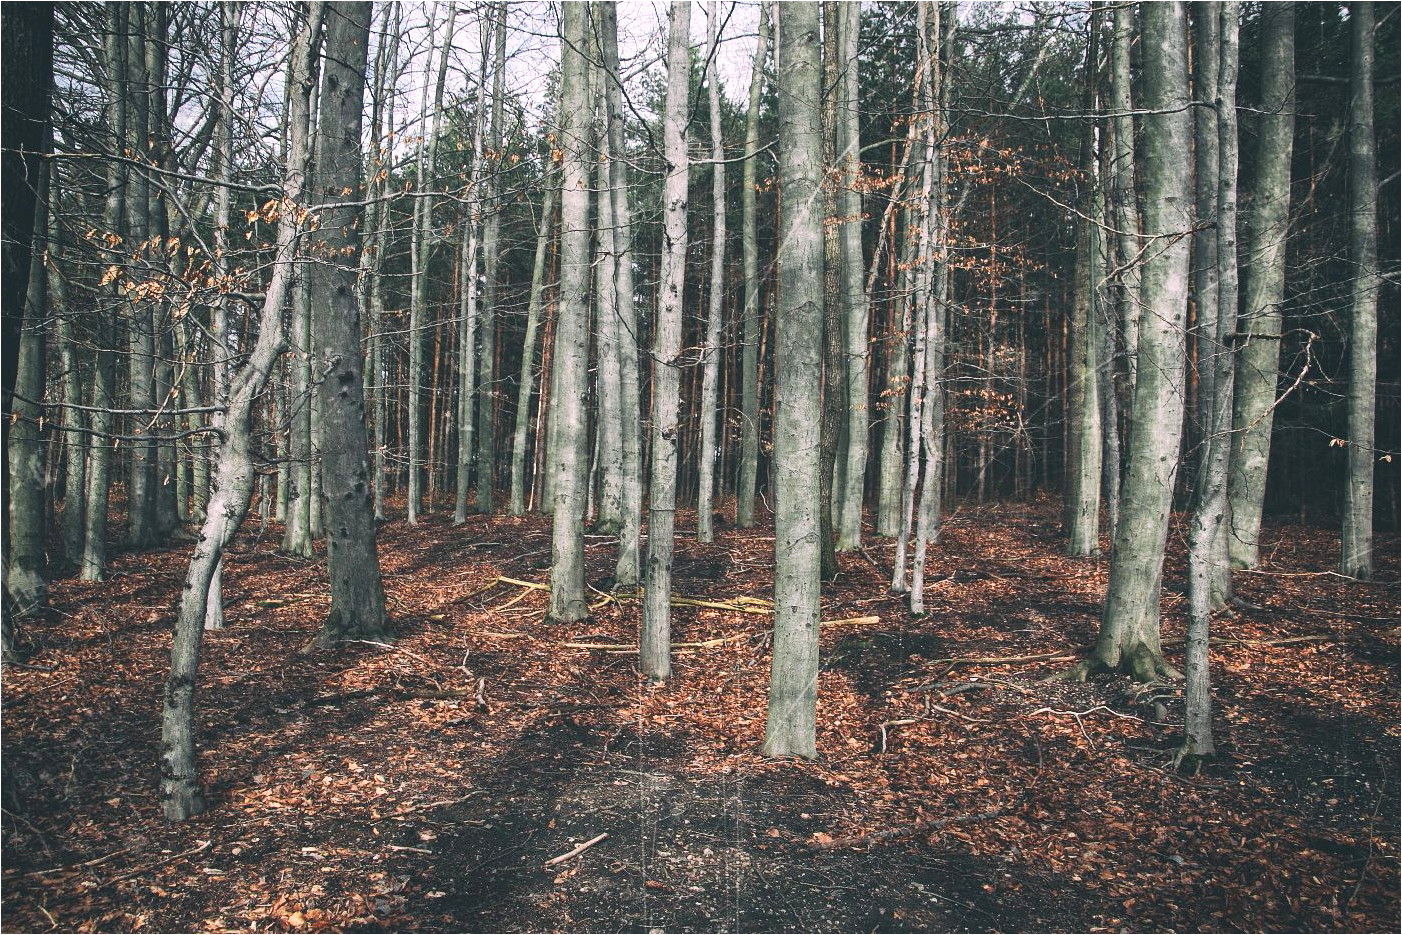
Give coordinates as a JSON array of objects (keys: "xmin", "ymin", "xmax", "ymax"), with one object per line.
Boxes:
[
  {"xmin": 736, "ymin": 5, "xmax": 768, "ymax": 529},
  {"xmin": 1067, "ymin": 0, "xmax": 1192, "ymax": 684},
  {"xmin": 641, "ymin": 0, "xmax": 691, "ymax": 679},
  {"xmin": 697, "ymin": 0, "xmax": 726, "ymax": 544},
  {"xmin": 546, "ymin": 0, "xmax": 594, "ymax": 626},
  {"xmin": 510, "ymin": 176, "xmax": 556, "ymax": 517},
  {"xmin": 762, "ymin": 0, "xmax": 824, "ymax": 760},
  {"xmin": 309, "ymin": 0, "xmax": 387, "ymax": 649},
  {"xmin": 1181, "ymin": 1, "xmax": 1239, "ymax": 767},
  {"xmin": 1341, "ymin": 0, "xmax": 1378, "ymax": 581},
  {"xmin": 159, "ymin": 0, "xmax": 324, "ymax": 822},
  {"xmin": 1226, "ymin": 2, "xmax": 1294, "ymax": 569}
]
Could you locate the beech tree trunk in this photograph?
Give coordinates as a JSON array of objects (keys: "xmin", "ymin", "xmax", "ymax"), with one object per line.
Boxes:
[
  {"xmin": 736, "ymin": 5, "xmax": 769, "ymax": 530},
  {"xmin": 1341, "ymin": 0, "xmax": 1378, "ymax": 580},
  {"xmin": 641, "ymin": 0, "xmax": 691, "ymax": 678},
  {"xmin": 697, "ymin": 1, "xmax": 726, "ymax": 544},
  {"xmin": 160, "ymin": 0, "xmax": 324, "ymax": 821},
  {"xmin": 1227, "ymin": 2, "xmax": 1294, "ymax": 569},
  {"xmin": 1068, "ymin": 0, "xmax": 1192, "ymax": 684},
  {"xmin": 762, "ymin": 0, "xmax": 824, "ymax": 760},
  {"xmin": 546, "ymin": 0, "xmax": 594, "ymax": 625},
  {"xmin": 475, "ymin": 3, "xmax": 507, "ymax": 515}
]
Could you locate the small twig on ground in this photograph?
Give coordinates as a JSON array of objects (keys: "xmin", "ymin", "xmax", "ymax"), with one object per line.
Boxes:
[
  {"xmin": 543, "ymin": 832, "xmax": 608, "ymax": 867},
  {"xmin": 99, "ymin": 840, "xmax": 211, "ymax": 888}
]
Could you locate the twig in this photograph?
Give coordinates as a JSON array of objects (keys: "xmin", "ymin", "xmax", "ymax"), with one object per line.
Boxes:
[
  {"xmin": 543, "ymin": 832, "xmax": 608, "ymax": 867},
  {"xmin": 562, "ymin": 616, "xmax": 881, "ymax": 652},
  {"xmin": 99, "ymin": 840, "xmax": 211, "ymax": 888}
]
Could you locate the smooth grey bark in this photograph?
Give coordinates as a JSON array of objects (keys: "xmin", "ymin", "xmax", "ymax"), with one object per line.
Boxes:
[
  {"xmin": 908, "ymin": 1, "xmax": 953, "ymax": 614},
  {"xmin": 513, "ymin": 174, "xmax": 555, "ymax": 518},
  {"xmin": 1109, "ymin": 1, "xmax": 1141, "ymax": 401},
  {"xmin": 641, "ymin": 0, "xmax": 691, "ymax": 679},
  {"xmin": 599, "ymin": 1, "xmax": 643, "ymax": 586},
  {"xmin": 1227, "ymin": 2, "xmax": 1294, "ymax": 569},
  {"xmin": 736, "ymin": 5, "xmax": 768, "ymax": 529},
  {"xmin": 762, "ymin": 0, "xmax": 824, "ymax": 760},
  {"xmin": 1066, "ymin": 20, "xmax": 1103, "ymax": 558},
  {"xmin": 1192, "ymin": 3, "xmax": 1220, "ymax": 463},
  {"xmin": 697, "ymin": 0, "xmax": 726, "ymax": 544},
  {"xmin": 6, "ymin": 162, "xmax": 49, "ymax": 619},
  {"xmin": 1181, "ymin": 1, "xmax": 1239, "ymax": 767},
  {"xmin": 365, "ymin": 2, "xmax": 398, "ymax": 523},
  {"xmin": 817, "ymin": 0, "xmax": 842, "ymax": 582},
  {"xmin": 1067, "ymin": 1, "xmax": 1192, "ymax": 684},
  {"xmin": 546, "ymin": 0, "xmax": 593, "ymax": 625},
  {"xmin": 454, "ymin": 12, "xmax": 488, "ymax": 525},
  {"xmin": 160, "ymin": 0, "xmax": 324, "ymax": 822},
  {"xmin": 1341, "ymin": 0, "xmax": 1378, "ymax": 580},
  {"xmin": 202, "ymin": 0, "xmax": 239, "ymax": 631},
  {"xmin": 309, "ymin": 0, "xmax": 387, "ymax": 649},
  {"xmin": 593, "ymin": 84, "xmax": 625, "ymax": 535},
  {"xmin": 409, "ymin": 3, "xmax": 454, "ymax": 524},
  {"xmin": 475, "ymin": 3, "xmax": 507, "ymax": 515},
  {"xmin": 80, "ymin": 1, "xmax": 128, "ymax": 584},
  {"xmin": 835, "ymin": 0, "xmax": 869, "ymax": 552},
  {"xmin": 281, "ymin": 273, "xmax": 316, "ymax": 557},
  {"xmin": 126, "ymin": 6, "xmax": 159, "ymax": 549},
  {"xmin": 890, "ymin": 1, "xmax": 937, "ymax": 596},
  {"xmin": 55, "ymin": 272, "xmax": 86, "ymax": 569},
  {"xmin": 510, "ymin": 176, "xmax": 556, "ymax": 517}
]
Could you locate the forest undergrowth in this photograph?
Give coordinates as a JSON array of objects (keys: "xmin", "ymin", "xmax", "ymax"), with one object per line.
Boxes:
[{"xmin": 3, "ymin": 498, "xmax": 1398, "ymax": 933}]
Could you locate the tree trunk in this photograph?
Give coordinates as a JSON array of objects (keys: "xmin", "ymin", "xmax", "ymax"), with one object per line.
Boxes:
[
  {"xmin": 593, "ymin": 74, "xmax": 625, "ymax": 537},
  {"xmin": 763, "ymin": 0, "xmax": 824, "ymax": 760},
  {"xmin": 836, "ymin": 0, "xmax": 870, "ymax": 552},
  {"xmin": 697, "ymin": 1, "xmax": 726, "ymax": 544},
  {"xmin": 1341, "ymin": 0, "xmax": 1378, "ymax": 580},
  {"xmin": 1181, "ymin": 0, "xmax": 1239, "ymax": 767},
  {"xmin": 599, "ymin": 2, "xmax": 643, "ymax": 586},
  {"xmin": 160, "ymin": 0, "xmax": 324, "ymax": 821},
  {"xmin": 546, "ymin": 0, "xmax": 594, "ymax": 626},
  {"xmin": 1227, "ymin": 2, "xmax": 1294, "ymax": 569},
  {"xmin": 80, "ymin": 1, "xmax": 127, "ymax": 584},
  {"xmin": 511, "ymin": 176, "xmax": 556, "ymax": 517},
  {"xmin": 309, "ymin": 0, "xmax": 387, "ymax": 649},
  {"xmin": 55, "ymin": 271, "xmax": 86, "ymax": 570},
  {"xmin": 1067, "ymin": 0, "xmax": 1192, "ymax": 684},
  {"xmin": 736, "ymin": 5, "xmax": 769, "ymax": 529},
  {"xmin": 281, "ymin": 273, "xmax": 316, "ymax": 557},
  {"xmin": 473, "ymin": 3, "xmax": 506, "ymax": 515},
  {"xmin": 641, "ymin": 1, "xmax": 691, "ymax": 678},
  {"xmin": 1109, "ymin": 1, "xmax": 1141, "ymax": 406},
  {"xmin": 6, "ymin": 158, "xmax": 50, "ymax": 620}
]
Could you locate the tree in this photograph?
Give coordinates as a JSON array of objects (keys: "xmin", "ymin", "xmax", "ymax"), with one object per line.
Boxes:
[
  {"xmin": 696, "ymin": 0, "xmax": 726, "ymax": 545},
  {"xmin": 1181, "ymin": 0, "xmax": 1240, "ymax": 767},
  {"xmin": 309, "ymin": 0, "xmax": 387, "ymax": 649},
  {"xmin": 546, "ymin": 0, "xmax": 593, "ymax": 626},
  {"xmin": 160, "ymin": 0, "xmax": 326, "ymax": 821},
  {"xmin": 1341, "ymin": 0, "xmax": 1379, "ymax": 580},
  {"xmin": 641, "ymin": 0, "xmax": 692, "ymax": 680},
  {"xmin": 1227, "ymin": 2, "xmax": 1295, "ymax": 569},
  {"xmin": 1066, "ymin": 0, "xmax": 1193, "ymax": 684},
  {"xmin": 762, "ymin": 0, "xmax": 824, "ymax": 760},
  {"xmin": 735, "ymin": 5, "xmax": 770, "ymax": 530}
]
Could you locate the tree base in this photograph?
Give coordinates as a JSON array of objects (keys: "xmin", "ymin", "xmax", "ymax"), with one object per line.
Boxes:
[
  {"xmin": 1056, "ymin": 640, "xmax": 1182, "ymax": 684},
  {"xmin": 161, "ymin": 782, "xmax": 207, "ymax": 822}
]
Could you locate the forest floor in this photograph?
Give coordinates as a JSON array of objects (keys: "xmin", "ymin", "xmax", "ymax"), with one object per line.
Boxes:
[{"xmin": 2, "ymin": 497, "xmax": 1398, "ymax": 934}]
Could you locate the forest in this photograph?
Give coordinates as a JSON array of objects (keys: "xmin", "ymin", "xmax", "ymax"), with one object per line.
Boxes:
[{"xmin": 1, "ymin": 1, "xmax": 1398, "ymax": 931}]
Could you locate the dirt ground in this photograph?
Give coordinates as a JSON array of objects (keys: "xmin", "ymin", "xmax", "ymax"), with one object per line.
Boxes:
[{"xmin": 2, "ymin": 498, "xmax": 1398, "ymax": 933}]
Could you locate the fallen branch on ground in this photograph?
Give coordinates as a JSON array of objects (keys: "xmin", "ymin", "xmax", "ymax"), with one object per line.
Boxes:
[
  {"xmin": 543, "ymin": 832, "xmax": 608, "ymax": 867},
  {"xmin": 561, "ymin": 616, "xmax": 880, "ymax": 652}
]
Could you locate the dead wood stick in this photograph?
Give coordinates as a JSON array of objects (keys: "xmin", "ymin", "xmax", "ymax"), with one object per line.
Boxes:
[
  {"xmin": 814, "ymin": 805, "xmax": 1011, "ymax": 850},
  {"xmin": 24, "ymin": 844, "xmax": 139, "ymax": 877},
  {"xmin": 543, "ymin": 832, "xmax": 608, "ymax": 866},
  {"xmin": 99, "ymin": 840, "xmax": 211, "ymax": 887}
]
